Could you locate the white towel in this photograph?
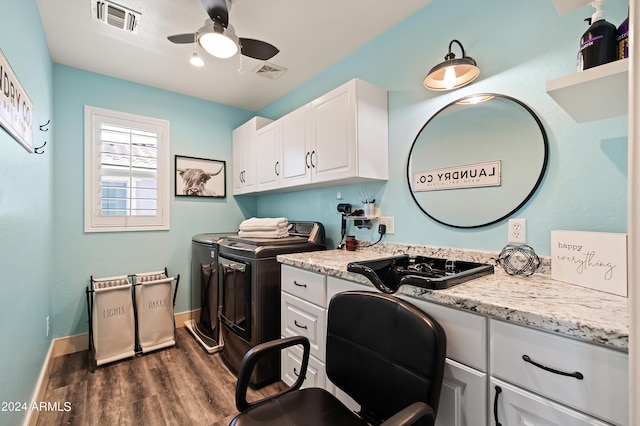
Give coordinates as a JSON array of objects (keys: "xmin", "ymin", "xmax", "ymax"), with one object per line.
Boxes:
[
  {"xmin": 238, "ymin": 229, "xmax": 289, "ymax": 239},
  {"xmin": 239, "ymin": 217, "xmax": 289, "ymax": 232}
]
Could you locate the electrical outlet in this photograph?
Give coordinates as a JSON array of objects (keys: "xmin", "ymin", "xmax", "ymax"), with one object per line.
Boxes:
[
  {"xmin": 379, "ymin": 216, "xmax": 395, "ymax": 234},
  {"xmin": 336, "ymin": 192, "xmax": 343, "ymax": 200},
  {"xmin": 46, "ymin": 316, "xmax": 50, "ymax": 337},
  {"xmin": 508, "ymin": 218, "xmax": 526, "ymax": 243}
]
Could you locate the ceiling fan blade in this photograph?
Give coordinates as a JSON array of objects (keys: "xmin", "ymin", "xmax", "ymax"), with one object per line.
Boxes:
[
  {"xmin": 200, "ymin": 0, "xmax": 229, "ymax": 27},
  {"xmin": 167, "ymin": 33, "xmax": 197, "ymax": 44},
  {"xmin": 239, "ymin": 38, "xmax": 280, "ymax": 61}
]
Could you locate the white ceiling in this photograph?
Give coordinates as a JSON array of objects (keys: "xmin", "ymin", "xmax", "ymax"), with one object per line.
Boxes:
[{"xmin": 37, "ymin": 0, "xmax": 432, "ymax": 111}]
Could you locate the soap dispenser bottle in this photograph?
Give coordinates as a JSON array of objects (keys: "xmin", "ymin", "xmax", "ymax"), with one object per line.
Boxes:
[{"xmin": 578, "ymin": 0, "xmax": 617, "ymax": 71}]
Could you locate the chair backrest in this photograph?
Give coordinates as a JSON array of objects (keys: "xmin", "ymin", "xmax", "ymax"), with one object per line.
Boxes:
[{"xmin": 326, "ymin": 291, "xmax": 447, "ymax": 425}]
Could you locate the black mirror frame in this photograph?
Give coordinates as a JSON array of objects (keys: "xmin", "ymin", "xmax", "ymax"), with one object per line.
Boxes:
[{"xmin": 406, "ymin": 93, "xmax": 549, "ymax": 229}]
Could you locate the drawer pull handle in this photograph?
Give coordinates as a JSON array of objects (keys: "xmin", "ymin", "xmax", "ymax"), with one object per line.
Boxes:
[
  {"xmin": 293, "ymin": 281, "xmax": 307, "ymax": 288},
  {"xmin": 294, "ymin": 320, "xmax": 308, "ymax": 330},
  {"xmin": 493, "ymin": 385, "xmax": 503, "ymax": 426},
  {"xmin": 522, "ymin": 354, "xmax": 584, "ymax": 380}
]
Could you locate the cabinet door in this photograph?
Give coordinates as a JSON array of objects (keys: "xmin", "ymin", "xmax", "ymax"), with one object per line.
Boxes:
[
  {"xmin": 232, "ymin": 126, "xmax": 245, "ymax": 194},
  {"xmin": 490, "ymin": 378, "xmax": 610, "ymax": 426},
  {"xmin": 311, "ymin": 83, "xmax": 356, "ymax": 182},
  {"xmin": 242, "ymin": 122, "xmax": 258, "ymax": 192},
  {"xmin": 256, "ymin": 123, "xmax": 281, "ymax": 191},
  {"xmin": 281, "ymin": 104, "xmax": 312, "ymax": 187},
  {"xmin": 437, "ymin": 359, "xmax": 487, "ymax": 426}
]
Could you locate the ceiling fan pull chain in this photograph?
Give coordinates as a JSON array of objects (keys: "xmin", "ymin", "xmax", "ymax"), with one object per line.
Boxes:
[{"xmin": 237, "ymin": 54, "xmax": 244, "ymax": 75}]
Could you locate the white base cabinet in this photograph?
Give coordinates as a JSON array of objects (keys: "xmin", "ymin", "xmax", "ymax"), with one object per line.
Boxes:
[
  {"xmin": 280, "ymin": 265, "xmax": 328, "ymax": 390},
  {"xmin": 490, "ymin": 319, "xmax": 628, "ymax": 425},
  {"xmin": 280, "ymin": 266, "xmax": 629, "ymax": 426}
]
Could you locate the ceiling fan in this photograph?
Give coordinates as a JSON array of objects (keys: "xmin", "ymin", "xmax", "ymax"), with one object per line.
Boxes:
[{"xmin": 167, "ymin": 0, "xmax": 279, "ymax": 61}]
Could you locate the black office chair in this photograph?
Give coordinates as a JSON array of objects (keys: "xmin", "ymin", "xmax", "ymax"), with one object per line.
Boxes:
[{"xmin": 230, "ymin": 291, "xmax": 447, "ymax": 426}]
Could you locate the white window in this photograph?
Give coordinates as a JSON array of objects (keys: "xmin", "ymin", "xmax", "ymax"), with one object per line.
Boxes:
[{"xmin": 84, "ymin": 106, "xmax": 170, "ymax": 232}]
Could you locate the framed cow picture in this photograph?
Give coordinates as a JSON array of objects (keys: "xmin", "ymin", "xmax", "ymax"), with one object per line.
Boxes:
[{"xmin": 175, "ymin": 155, "xmax": 226, "ymax": 198}]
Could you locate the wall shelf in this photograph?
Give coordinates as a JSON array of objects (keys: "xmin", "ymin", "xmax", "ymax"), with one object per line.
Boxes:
[{"xmin": 546, "ymin": 59, "xmax": 629, "ymax": 122}]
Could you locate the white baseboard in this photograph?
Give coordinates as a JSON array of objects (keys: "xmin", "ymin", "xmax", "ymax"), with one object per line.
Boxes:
[
  {"xmin": 23, "ymin": 341, "xmax": 55, "ymax": 426},
  {"xmin": 24, "ymin": 309, "xmax": 197, "ymax": 425}
]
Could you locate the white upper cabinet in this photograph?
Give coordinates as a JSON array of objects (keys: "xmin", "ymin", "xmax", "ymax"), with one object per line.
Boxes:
[
  {"xmin": 236, "ymin": 78, "xmax": 389, "ymax": 195},
  {"xmin": 232, "ymin": 117, "xmax": 272, "ymax": 195},
  {"xmin": 310, "ymin": 78, "xmax": 388, "ymax": 185}
]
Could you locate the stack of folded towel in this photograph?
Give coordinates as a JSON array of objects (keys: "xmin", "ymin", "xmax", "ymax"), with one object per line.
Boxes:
[{"xmin": 238, "ymin": 217, "xmax": 289, "ymax": 239}]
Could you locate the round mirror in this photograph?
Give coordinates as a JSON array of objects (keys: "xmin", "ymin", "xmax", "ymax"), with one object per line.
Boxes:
[{"xmin": 407, "ymin": 94, "xmax": 548, "ymax": 228}]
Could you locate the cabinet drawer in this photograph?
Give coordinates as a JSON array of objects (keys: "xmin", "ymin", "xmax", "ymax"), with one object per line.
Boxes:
[
  {"xmin": 281, "ymin": 292, "xmax": 326, "ymax": 361},
  {"xmin": 399, "ymin": 296, "xmax": 487, "ymax": 372},
  {"xmin": 282, "ymin": 265, "xmax": 327, "ymax": 307},
  {"xmin": 281, "ymin": 340, "xmax": 325, "ymax": 389},
  {"xmin": 491, "ymin": 378, "xmax": 610, "ymax": 426},
  {"xmin": 490, "ymin": 319, "xmax": 628, "ymax": 425}
]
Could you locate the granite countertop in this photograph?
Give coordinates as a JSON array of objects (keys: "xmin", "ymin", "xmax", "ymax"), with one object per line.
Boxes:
[{"xmin": 277, "ymin": 243, "xmax": 629, "ymax": 351}]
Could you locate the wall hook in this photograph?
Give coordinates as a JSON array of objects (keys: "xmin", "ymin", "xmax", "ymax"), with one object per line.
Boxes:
[
  {"xmin": 34, "ymin": 141, "xmax": 46, "ymax": 154},
  {"xmin": 39, "ymin": 119, "xmax": 50, "ymax": 132}
]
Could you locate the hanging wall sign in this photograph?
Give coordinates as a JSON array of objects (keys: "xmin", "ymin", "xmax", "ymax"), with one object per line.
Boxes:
[
  {"xmin": 0, "ymin": 48, "xmax": 34, "ymax": 152},
  {"xmin": 413, "ymin": 160, "xmax": 501, "ymax": 192},
  {"xmin": 551, "ymin": 230, "xmax": 627, "ymax": 297}
]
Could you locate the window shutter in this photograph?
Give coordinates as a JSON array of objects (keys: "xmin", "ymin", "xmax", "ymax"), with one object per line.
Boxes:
[{"xmin": 85, "ymin": 106, "xmax": 170, "ymax": 232}]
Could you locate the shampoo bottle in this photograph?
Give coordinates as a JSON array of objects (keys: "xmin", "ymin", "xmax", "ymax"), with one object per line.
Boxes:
[
  {"xmin": 616, "ymin": 8, "xmax": 629, "ymax": 60},
  {"xmin": 578, "ymin": 0, "xmax": 616, "ymax": 71}
]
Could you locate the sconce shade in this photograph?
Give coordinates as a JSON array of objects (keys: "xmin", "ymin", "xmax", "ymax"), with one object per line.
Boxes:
[{"xmin": 424, "ymin": 40, "xmax": 479, "ymax": 91}]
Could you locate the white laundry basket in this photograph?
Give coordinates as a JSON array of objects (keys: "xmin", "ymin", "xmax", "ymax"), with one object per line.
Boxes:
[
  {"xmin": 88, "ymin": 275, "xmax": 136, "ymax": 370},
  {"xmin": 134, "ymin": 270, "xmax": 178, "ymax": 353}
]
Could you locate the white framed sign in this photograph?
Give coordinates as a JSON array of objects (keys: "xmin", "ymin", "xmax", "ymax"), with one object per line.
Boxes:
[
  {"xmin": 551, "ymin": 230, "xmax": 627, "ymax": 297},
  {"xmin": 0, "ymin": 48, "xmax": 34, "ymax": 152},
  {"xmin": 413, "ymin": 160, "xmax": 501, "ymax": 192}
]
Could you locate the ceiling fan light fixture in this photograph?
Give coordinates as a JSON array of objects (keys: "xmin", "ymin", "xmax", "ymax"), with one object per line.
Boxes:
[
  {"xmin": 199, "ymin": 25, "xmax": 239, "ymax": 59},
  {"xmin": 424, "ymin": 40, "xmax": 479, "ymax": 91},
  {"xmin": 190, "ymin": 51, "xmax": 204, "ymax": 67}
]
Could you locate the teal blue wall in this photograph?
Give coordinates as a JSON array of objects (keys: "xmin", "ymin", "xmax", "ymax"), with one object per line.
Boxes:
[
  {"xmin": 0, "ymin": 1, "xmax": 53, "ymax": 424},
  {"xmin": 52, "ymin": 65, "xmax": 256, "ymax": 338},
  {"xmin": 0, "ymin": 1, "xmax": 630, "ymax": 422},
  {"xmin": 256, "ymin": 0, "xmax": 628, "ymax": 255}
]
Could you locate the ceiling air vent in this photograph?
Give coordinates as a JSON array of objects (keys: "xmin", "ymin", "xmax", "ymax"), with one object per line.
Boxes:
[
  {"xmin": 252, "ymin": 62, "xmax": 288, "ymax": 80},
  {"xmin": 93, "ymin": 1, "xmax": 141, "ymax": 34}
]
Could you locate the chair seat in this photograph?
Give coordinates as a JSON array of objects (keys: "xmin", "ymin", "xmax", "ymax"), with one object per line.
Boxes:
[{"xmin": 230, "ymin": 387, "xmax": 369, "ymax": 426}]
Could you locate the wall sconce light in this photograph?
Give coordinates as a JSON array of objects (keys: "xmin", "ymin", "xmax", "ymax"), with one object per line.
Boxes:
[{"xmin": 424, "ymin": 40, "xmax": 479, "ymax": 91}]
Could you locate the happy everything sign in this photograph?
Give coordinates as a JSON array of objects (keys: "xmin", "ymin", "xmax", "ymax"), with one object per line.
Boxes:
[{"xmin": 551, "ymin": 230, "xmax": 627, "ymax": 297}]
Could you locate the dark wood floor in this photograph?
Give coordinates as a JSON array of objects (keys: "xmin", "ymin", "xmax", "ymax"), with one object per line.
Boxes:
[{"xmin": 36, "ymin": 328, "xmax": 287, "ymax": 426}]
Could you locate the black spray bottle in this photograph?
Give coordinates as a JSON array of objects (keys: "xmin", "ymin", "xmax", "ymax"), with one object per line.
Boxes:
[{"xmin": 577, "ymin": 0, "xmax": 616, "ymax": 71}]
